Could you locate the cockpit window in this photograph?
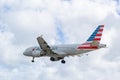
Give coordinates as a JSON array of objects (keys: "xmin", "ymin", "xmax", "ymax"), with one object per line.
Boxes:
[{"xmin": 36, "ymin": 47, "xmax": 41, "ymax": 50}]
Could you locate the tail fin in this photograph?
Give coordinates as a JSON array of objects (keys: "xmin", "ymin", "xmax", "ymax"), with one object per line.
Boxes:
[
  {"xmin": 87, "ymin": 25, "xmax": 104, "ymax": 43},
  {"xmin": 78, "ymin": 25, "xmax": 104, "ymax": 49}
]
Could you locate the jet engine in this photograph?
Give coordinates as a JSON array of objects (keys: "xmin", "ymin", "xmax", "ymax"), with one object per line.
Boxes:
[{"xmin": 50, "ymin": 57, "xmax": 63, "ymax": 61}]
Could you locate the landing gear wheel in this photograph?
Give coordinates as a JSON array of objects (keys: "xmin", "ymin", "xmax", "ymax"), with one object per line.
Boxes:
[
  {"xmin": 61, "ymin": 60, "xmax": 66, "ymax": 64},
  {"xmin": 31, "ymin": 57, "xmax": 35, "ymax": 62},
  {"xmin": 31, "ymin": 60, "xmax": 34, "ymax": 62}
]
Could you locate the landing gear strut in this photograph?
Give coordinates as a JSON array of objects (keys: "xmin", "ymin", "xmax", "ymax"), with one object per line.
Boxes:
[
  {"xmin": 31, "ymin": 57, "xmax": 35, "ymax": 62},
  {"xmin": 61, "ymin": 60, "xmax": 66, "ymax": 64}
]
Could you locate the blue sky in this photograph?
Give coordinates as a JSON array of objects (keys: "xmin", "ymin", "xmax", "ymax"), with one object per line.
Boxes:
[
  {"xmin": 55, "ymin": 18, "xmax": 65, "ymax": 43},
  {"xmin": 0, "ymin": 0, "xmax": 120, "ymax": 80}
]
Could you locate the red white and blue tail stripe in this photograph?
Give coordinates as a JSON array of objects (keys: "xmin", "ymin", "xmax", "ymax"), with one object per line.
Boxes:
[{"xmin": 78, "ymin": 25, "xmax": 104, "ymax": 49}]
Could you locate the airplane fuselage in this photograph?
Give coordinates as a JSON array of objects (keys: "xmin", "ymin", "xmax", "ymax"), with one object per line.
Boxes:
[{"xmin": 23, "ymin": 44, "xmax": 106, "ymax": 58}]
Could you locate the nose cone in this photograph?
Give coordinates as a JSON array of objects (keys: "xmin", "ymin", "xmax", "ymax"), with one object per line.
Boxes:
[
  {"xmin": 23, "ymin": 50, "xmax": 32, "ymax": 56},
  {"xmin": 23, "ymin": 51, "xmax": 28, "ymax": 56}
]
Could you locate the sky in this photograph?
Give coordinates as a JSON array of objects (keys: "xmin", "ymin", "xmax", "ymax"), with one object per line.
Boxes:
[{"xmin": 0, "ymin": 0, "xmax": 120, "ymax": 80}]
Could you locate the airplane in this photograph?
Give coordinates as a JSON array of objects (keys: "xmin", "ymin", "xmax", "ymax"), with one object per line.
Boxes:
[{"xmin": 23, "ymin": 25, "xmax": 107, "ymax": 64}]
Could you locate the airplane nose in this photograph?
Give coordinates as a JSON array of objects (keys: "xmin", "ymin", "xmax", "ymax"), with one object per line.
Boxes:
[
  {"xmin": 23, "ymin": 51, "xmax": 28, "ymax": 56},
  {"xmin": 23, "ymin": 50, "xmax": 32, "ymax": 56}
]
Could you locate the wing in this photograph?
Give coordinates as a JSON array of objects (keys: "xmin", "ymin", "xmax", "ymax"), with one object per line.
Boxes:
[{"xmin": 37, "ymin": 36, "xmax": 56, "ymax": 56}]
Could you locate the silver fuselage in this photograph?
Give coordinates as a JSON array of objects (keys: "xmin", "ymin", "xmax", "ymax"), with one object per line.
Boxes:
[{"xmin": 23, "ymin": 44, "xmax": 106, "ymax": 58}]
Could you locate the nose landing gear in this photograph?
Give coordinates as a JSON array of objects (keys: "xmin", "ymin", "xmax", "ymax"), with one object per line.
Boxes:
[{"xmin": 31, "ymin": 57, "xmax": 35, "ymax": 62}]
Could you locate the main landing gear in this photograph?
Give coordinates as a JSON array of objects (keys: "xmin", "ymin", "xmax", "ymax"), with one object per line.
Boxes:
[
  {"xmin": 31, "ymin": 57, "xmax": 66, "ymax": 64},
  {"xmin": 31, "ymin": 57, "xmax": 35, "ymax": 62},
  {"xmin": 61, "ymin": 60, "xmax": 66, "ymax": 64}
]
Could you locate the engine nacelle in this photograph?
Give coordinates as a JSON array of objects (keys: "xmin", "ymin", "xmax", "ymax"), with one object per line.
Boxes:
[{"xmin": 50, "ymin": 57, "xmax": 63, "ymax": 61}]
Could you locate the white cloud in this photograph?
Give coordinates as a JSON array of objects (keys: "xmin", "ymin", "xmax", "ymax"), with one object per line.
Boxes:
[
  {"xmin": 1, "ymin": 10, "xmax": 57, "ymax": 45},
  {"xmin": 0, "ymin": 0, "xmax": 120, "ymax": 80}
]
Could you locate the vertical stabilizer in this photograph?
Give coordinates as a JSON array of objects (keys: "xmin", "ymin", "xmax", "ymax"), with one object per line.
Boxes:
[{"xmin": 78, "ymin": 25, "xmax": 104, "ymax": 49}]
